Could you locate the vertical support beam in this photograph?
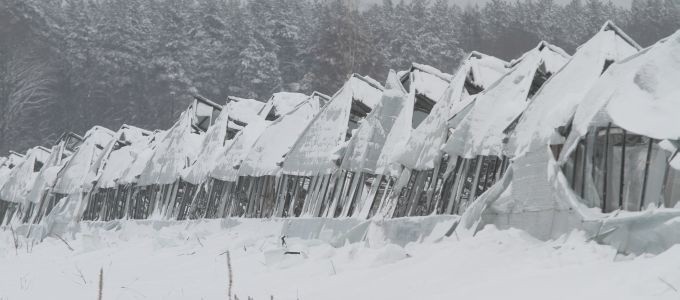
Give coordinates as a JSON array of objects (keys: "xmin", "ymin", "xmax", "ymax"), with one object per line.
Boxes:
[
  {"xmin": 467, "ymin": 156, "xmax": 485, "ymax": 205},
  {"xmin": 602, "ymin": 123, "xmax": 611, "ymax": 212},
  {"xmin": 639, "ymin": 138, "xmax": 654, "ymax": 210},
  {"xmin": 443, "ymin": 157, "xmax": 462, "ymax": 214},
  {"xmin": 619, "ymin": 129, "xmax": 627, "ymax": 210},
  {"xmin": 580, "ymin": 133, "xmax": 589, "ymax": 199},
  {"xmin": 325, "ymin": 170, "xmax": 347, "ymax": 218}
]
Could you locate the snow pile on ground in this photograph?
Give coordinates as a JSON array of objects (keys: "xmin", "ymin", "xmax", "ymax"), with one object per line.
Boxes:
[{"xmin": 1, "ymin": 219, "xmax": 679, "ymax": 300}]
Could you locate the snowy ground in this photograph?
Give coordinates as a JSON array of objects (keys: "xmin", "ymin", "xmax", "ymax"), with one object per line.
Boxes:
[{"xmin": 1, "ymin": 218, "xmax": 679, "ymax": 300}]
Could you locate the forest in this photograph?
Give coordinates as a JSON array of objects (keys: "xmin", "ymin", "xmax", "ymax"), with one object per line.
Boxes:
[{"xmin": 0, "ymin": 0, "xmax": 678, "ymax": 154}]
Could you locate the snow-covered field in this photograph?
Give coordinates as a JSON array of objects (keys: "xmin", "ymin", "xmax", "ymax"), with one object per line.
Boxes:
[{"xmin": 1, "ymin": 218, "xmax": 679, "ymax": 300}]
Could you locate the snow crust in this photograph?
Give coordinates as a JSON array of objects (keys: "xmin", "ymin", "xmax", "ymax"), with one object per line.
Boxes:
[{"xmin": 2, "ymin": 218, "xmax": 679, "ymax": 299}]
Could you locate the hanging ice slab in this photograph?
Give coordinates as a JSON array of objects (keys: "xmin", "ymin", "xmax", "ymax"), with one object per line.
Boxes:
[
  {"xmin": 282, "ymin": 74, "xmax": 384, "ymax": 176},
  {"xmin": 508, "ymin": 22, "xmax": 641, "ymax": 158},
  {"xmin": 444, "ymin": 41, "xmax": 570, "ymax": 158}
]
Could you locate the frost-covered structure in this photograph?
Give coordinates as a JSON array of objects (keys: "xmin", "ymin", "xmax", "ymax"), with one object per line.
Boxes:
[
  {"xmin": 130, "ymin": 96, "xmax": 223, "ymax": 220},
  {"xmin": 438, "ymin": 41, "xmax": 569, "ymax": 215},
  {"xmin": 398, "ymin": 63, "xmax": 452, "ymax": 128},
  {"xmin": 0, "ymin": 147, "xmax": 50, "ymax": 224},
  {"xmin": 458, "ymin": 26, "xmax": 680, "ymax": 255},
  {"xmin": 2, "ymin": 22, "xmax": 680, "ymax": 255},
  {"xmin": 81, "ymin": 125, "xmax": 152, "ymax": 221},
  {"xmin": 376, "ymin": 52, "xmax": 509, "ymax": 219},
  {"xmin": 212, "ymin": 92, "xmax": 330, "ymax": 219}
]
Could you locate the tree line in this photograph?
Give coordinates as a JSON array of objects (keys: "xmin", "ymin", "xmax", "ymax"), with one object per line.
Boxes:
[{"xmin": 0, "ymin": 0, "xmax": 678, "ymax": 154}]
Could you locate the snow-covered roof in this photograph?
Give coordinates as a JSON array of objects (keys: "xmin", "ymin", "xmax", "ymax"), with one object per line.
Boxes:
[
  {"xmin": 52, "ymin": 126, "xmax": 115, "ymax": 194},
  {"xmin": 466, "ymin": 51, "xmax": 510, "ymax": 91},
  {"xmin": 281, "ymin": 74, "xmax": 384, "ymax": 176},
  {"xmin": 239, "ymin": 92, "xmax": 329, "ymax": 177},
  {"xmin": 341, "ymin": 71, "xmax": 410, "ymax": 174},
  {"xmin": 209, "ymin": 114, "xmax": 269, "ymax": 182},
  {"xmin": 25, "ymin": 142, "xmax": 71, "ymax": 204},
  {"xmin": 0, "ymin": 146, "xmax": 51, "ymax": 204},
  {"xmin": 395, "ymin": 52, "xmax": 509, "ymax": 170},
  {"xmin": 117, "ymin": 130, "xmax": 166, "ymax": 185},
  {"xmin": 258, "ymin": 92, "xmax": 310, "ymax": 121},
  {"xmin": 508, "ymin": 22, "xmax": 640, "ymax": 158},
  {"xmin": 183, "ymin": 100, "xmax": 239, "ymax": 185},
  {"xmin": 0, "ymin": 152, "xmax": 24, "ymax": 189},
  {"xmin": 444, "ymin": 42, "xmax": 570, "ymax": 158},
  {"xmin": 226, "ymin": 96, "xmax": 266, "ymax": 129},
  {"xmin": 400, "ymin": 63, "xmax": 452, "ymax": 103},
  {"xmin": 137, "ymin": 106, "xmax": 205, "ymax": 186},
  {"xmin": 95, "ymin": 125, "xmax": 154, "ymax": 188},
  {"xmin": 562, "ymin": 29, "xmax": 680, "ymax": 160}
]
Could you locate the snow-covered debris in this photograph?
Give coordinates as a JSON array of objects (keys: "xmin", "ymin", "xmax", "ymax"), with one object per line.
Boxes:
[
  {"xmin": 458, "ymin": 29, "xmax": 680, "ymax": 255},
  {"xmin": 0, "ymin": 146, "xmax": 51, "ymax": 204},
  {"xmin": 226, "ymin": 96, "xmax": 266, "ymax": 131},
  {"xmin": 25, "ymin": 143, "xmax": 71, "ymax": 206},
  {"xmin": 117, "ymin": 130, "xmax": 166, "ymax": 185},
  {"xmin": 396, "ymin": 52, "xmax": 508, "ymax": 170},
  {"xmin": 342, "ymin": 71, "xmax": 409, "ymax": 174},
  {"xmin": 51, "ymin": 126, "xmax": 115, "ymax": 195},
  {"xmin": 258, "ymin": 92, "xmax": 310, "ymax": 121},
  {"xmin": 239, "ymin": 92, "xmax": 329, "ymax": 177},
  {"xmin": 183, "ymin": 104, "xmax": 232, "ymax": 185},
  {"xmin": 565, "ymin": 28, "xmax": 680, "ymax": 149},
  {"xmin": 210, "ymin": 114, "xmax": 269, "ymax": 182},
  {"xmin": 444, "ymin": 41, "xmax": 570, "ymax": 158},
  {"xmin": 137, "ymin": 106, "xmax": 206, "ymax": 186},
  {"xmin": 282, "ymin": 74, "xmax": 384, "ymax": 176},
  {"xmin": 94, "ymin": 125, "xmax": 153, "ymax": 189},
  {"xmin": 0, "ymin": 152, "xmax": 25, "ymax": 190},
  {"xmin": 508, "ymin": 21, "xmax": 641, "ymax": 157}
]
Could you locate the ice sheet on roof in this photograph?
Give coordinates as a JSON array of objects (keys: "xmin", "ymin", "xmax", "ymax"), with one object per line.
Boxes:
[
  {"xmin": 210, "ymin": 115, "xmax": 268, "ymax": 182},
  {"xmin": 0, "ymin": 146, "xmax": 50, "ymax": 204},
  {"xmin": 96, "ymin": 126, "xmax": 154, "ymax": 188},
  {"xmin": 258, "ymin": 92, "xmax": 309, "ymax": 119},
  {"xmin": 444, "ymin": 42, "xmax": 569, "ymax": 158},
  {"xmin": 227, "ymin": 96, "xmax": 266, "ymax": 125},
  {"xmin": 395, "ymin": 53, "xmax": 508, "ymax": 170},
  {"xmin": 508, "ymin": 22, "xmax": 640, "ymax": 158},
  {"xmin": 564, "ymin": 29, "xmax": 680, "ymax": 155},
  {"xmin": 52, "ymin": 126, "xmax": 115, "ymax": 195},
  {"xmin": 26, "ymin": 143, "xmax": 69, "ymax": 204},
  {"xmin": 137, "ymin": 109, "xmax": 204, "ymax": 186},
  {"xmin": 281, "ymin": 75, "xmax": 384, "ymax": 176},
  {"xmin": 184, "ymin": 104, "xmax": 236, "ymax": 185},
  {"xmin": 117, "ymin": 131, "xmax": 166, "ymax": 185},
  {"xmin": 408, "ymin": 63, "xmax": 452, "ymax": 102},
  {"xmin": 342, "ymin": 71, "xmax": 409, "ymax": 174},
  {"xmin": 467, "ymin": 51, "xmax": 509, "ymax": 88},
  {"xmin": 239, "ymin": 94, "xmax": 325, "ymax": 177}
]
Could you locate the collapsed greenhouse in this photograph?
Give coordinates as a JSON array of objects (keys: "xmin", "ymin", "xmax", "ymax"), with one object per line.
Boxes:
[{"xmin": 1, "ymin": 21, "xmax": 680, "ymax": 254}]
